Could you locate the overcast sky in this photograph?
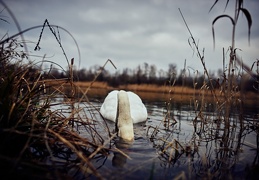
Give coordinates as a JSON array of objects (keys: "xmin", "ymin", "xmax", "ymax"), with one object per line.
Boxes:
[{"xmin": 1, "ymin": 0, "xmax": 259, "ymax": 75}]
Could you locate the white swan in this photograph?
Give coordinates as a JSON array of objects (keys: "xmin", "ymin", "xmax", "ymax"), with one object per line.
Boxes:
[{"xmin": 100, "ymin": 90, "xmax": 147, "ymax": 141}]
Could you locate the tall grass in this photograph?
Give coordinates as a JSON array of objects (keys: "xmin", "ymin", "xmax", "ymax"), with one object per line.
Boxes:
[
  {"xmin": 0, "ymin": 0, "xmax": 258, "ymax": 179},
  {"xmin": 0, "ymin": 4, "xmax": 119, "ymax": 179},
  {"xmin": 146, "ymin": 1, "xmax": 258, "ymax": 179}
]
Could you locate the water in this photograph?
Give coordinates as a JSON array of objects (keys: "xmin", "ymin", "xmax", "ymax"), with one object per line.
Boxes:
[{"xmin": 50, "ymin": 94, "xmax": 259, "ymax": 179}]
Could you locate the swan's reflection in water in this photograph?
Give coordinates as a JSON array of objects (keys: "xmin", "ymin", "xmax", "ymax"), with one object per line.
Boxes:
[{"xmin": 112, "ymin": 138, "xmax": 133, "ymax": 168}]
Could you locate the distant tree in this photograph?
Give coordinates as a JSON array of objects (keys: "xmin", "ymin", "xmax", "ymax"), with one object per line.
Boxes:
[
  {"xmin": 168, "ymin": 63, "xmax": 177, "ymax": 76},
  {"xmin": 149, "ymin": 64, "xmax": 157, "ymax": 83},
  {"xmin": 157, "ymin": 69, "xmax": 167, "ymax": 85},
  {"xmin": 77, "ymin": 68, "xmax": 88, "ymax": 81},
  {"xmin": 120, "ymin": 68, "xmax": 130, "ymax": 84},
  {"xmin": 49, "ymin": 67, "xmax": 60, "ymax": 79},
  {"xmin": 84, "ymin": 68, "xmax": 95, "ymax": 81},
  {"xmin": 135, "ymin": 65, "xmax": 143, "ymax": 84},
  {"xmin": 108, "ymin": 71, "xmax": 120, "ymax": 87},
  {"xmin": 177, "ymin": 69, "xmax": 186, "ymax": 86},
  {"xmin": 167, "ymin": 63, "xmax": 177, "ymax": 84},
  {"xmin": 144, "ymin": 62, "xmax": 149, "ymax": 79}
]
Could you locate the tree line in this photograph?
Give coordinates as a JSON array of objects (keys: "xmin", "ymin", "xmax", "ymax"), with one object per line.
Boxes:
[{"xmin": 43, "ymin": 62, "xmax": 258, "ymax": 92}]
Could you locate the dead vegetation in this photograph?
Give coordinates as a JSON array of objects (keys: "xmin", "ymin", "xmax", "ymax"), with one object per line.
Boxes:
[
  {"xmin": 0, "ymin": 0, "xmax": 258, "ymax": 179},
  {"xmin": 0, "ymin": 7, "xmax": 116, "ymax": 178}
]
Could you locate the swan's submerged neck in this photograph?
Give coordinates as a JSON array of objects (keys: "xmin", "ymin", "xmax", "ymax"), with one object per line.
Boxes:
[{"xmin": 116, "ymin": 90, "xmax": 134, "ymax": 141}]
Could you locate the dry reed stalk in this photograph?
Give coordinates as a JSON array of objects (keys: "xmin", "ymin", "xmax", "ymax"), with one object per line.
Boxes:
[{"xmin": 0, "ymin": 12, "xmax": 117, "ymax": 179}]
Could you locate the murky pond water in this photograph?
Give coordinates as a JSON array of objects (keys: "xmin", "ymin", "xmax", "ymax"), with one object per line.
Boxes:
[{"xmin": 51, "ymin": 92, "xmax": 259, "ymax": 179}]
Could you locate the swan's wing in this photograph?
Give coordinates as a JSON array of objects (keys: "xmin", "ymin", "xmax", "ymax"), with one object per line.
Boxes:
[
  {"xmin": 100, "ymin": 90, "xmax": 118, "ymax": 122},
  {"xmin": 127, "ymin": 91, "xmax": 148, "ymax": 123}
]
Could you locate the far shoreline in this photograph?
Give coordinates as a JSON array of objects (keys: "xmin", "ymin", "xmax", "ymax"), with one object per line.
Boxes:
[{"xmin": 45, "ymin": 80, "xmax": 258, "ymax": 105}]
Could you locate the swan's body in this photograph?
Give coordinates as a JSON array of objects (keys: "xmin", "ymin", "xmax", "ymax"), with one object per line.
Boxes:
[{"xmin": 100, "ymin": 90, "xmax": 147, "ymax": 141}]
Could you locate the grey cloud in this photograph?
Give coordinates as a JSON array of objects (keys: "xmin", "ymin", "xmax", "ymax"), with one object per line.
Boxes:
[{"xmin": 1, "ymin": 0, "xmax": 258, "ymax": 74}]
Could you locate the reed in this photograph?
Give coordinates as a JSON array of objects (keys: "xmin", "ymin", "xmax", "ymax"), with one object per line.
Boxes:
[
  {"xmin": 146, "ymin": 1, "xmax": 258, "ymax": 179},
  {"xmin": 0, "ymin": 0, "xmax": 258, "ymax": 179},
  {"xmin": 0, "ymin": 5, "xmax": 119, "ymax": 179}
]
